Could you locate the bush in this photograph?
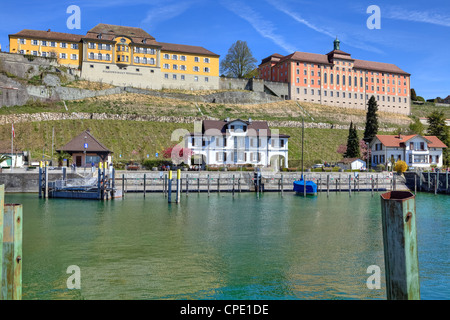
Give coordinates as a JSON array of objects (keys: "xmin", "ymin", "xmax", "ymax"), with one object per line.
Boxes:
[
  {"xmin": 394, "ymin": 160, "xmax": 408, "ymax": 174},
  {"xmin": 376, "ymin": 164, "xmax": 385, "ymax": 172},
  {"xmin": 142, "ymin": 159, "xmax": 172, "ymax": 170}
]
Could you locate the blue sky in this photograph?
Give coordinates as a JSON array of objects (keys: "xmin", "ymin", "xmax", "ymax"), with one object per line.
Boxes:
[{"xmin": 1, "ymin": 0, "xmax": 449, "ymax": 99}]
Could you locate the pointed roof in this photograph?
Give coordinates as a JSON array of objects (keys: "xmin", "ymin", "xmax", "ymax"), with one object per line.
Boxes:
[
  {"xmin": 373, "ymin": 134, "xmax": 447, "ymax": 148},
  {"xmin": 57, "ymin": 130, "xmax": 112, "ymax": 153}
]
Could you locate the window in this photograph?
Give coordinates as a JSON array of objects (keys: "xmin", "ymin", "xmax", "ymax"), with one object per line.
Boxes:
[
  {"xmin": 71, "ymin": 43, "xmax": 78, "ymax": 49},
  {"xmin": 142, "ymin": 57, "xmax": 147, "ymax": 64},
  {"xmin": 163, "ymin": 54, "xmax": 169, "ymax": 59},
  {"xmin": 71, "ymin": 54, "xmax": 78, "ymax": 60},
  {"xmin": 194, "ymin": 57, "xmax": 200, "ymax": 62},
  {"xmin": 180, "ymin": 65, "xmax": 186, "ymax": 71},
  {"xmin": 180, "ymin": 55, "xmax": 186, "ymax": 61},
  {"xmin": 172, "ymin": 54, "xmax": 178, "ymax": 60},
  {"xmin": 330, "ymin": 74, "xmax": 334, "ymax": 85},
  {"xmin": 194, "ymin": 76, "xmax": 198, "ymax": 82},
  {"xmin": 173, "ymin": 64, "xmax": 178, "ymax": 70},
  {"xmin": 59, "ymin": 53, "xmax": 66, "ymax": 59},
  {"xmin": 163, "ymin": 64, "xmax": 170, "ymax": 69},
  {"xmin": 181, "ymin": 75, "xmax": 185, "ymax": 80},
  {"xmin": 32, "ymin": 39, "xmax": 38, "ymax": 45},
  {"xmin": 205, "ymin": 77, "xmax": 209, "ymax": 82},
  {"xmin": 32, "ymin": 51, "xmax": 38, "ymax": 56},
  {"xmin": 89, "ymin": 43, "xmax": 96, "ymax": 49},
  {"xmin": 50, "ymin": 42, "xmax": 56, "ymax": 47},
  {"xmin": 204, "ymin": 67, "xmax": 210, "ymax": 73},
  {"xmin": 150, "ymin": 58, "xmax": 155, "ymax": 65},
  {"xmin": 41, "ymin": 41, "xmax": 47, "ymax": 46},
  {"xmin": 19, "ymin": 38, "xmax": 26, "ymax": 44},
  {"xmin": 164, "ymin": 74, "xmax": 169, "ymax": 79},
  {"xmin": 324, "ymin": 73, "xmax": 327, "ymax": 84},
  {"xmin": 173, "ymin": 74, "xmax": 177, "ymax": 80},
  {"xmin": 193, "ymin": 66, "xmax": 200, "ymax": 72},
  {"xmin": 134, "ymin": 56, "xmax": 140, "ymax": 63},
  {"xmin": 60, "ymin": 42, "xmax": 67, "ymax": 48},
  {"xmin": 204, "ymin": 57, "xmax": 210, "ymax": 63}
]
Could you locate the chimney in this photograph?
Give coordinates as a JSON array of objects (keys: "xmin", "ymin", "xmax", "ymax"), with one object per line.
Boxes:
[{"xmin": 47, "ymin": 29, "xmax": 51, "ymax": 32}]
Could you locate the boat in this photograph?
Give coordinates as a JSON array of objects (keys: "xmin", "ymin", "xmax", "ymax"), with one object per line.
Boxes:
[
  {"xmin": 293, "ymin": 114, "xmax": 318, "ymax": 196},
  {"xmin": 294, "ymin": 175, "xmax": 318, "ymax": 195}
]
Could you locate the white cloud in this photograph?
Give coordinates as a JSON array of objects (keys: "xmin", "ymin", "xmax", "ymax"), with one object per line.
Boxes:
[
  {"xmin": 142, "ymin": 1, "xmax": 198, "ymax": 26},
  {"xmin": 384, "ymin": 7, "xmax": 450, "ymax": 28},
  {"xmin": 220, "ymin": 0, "xmax": 297, "ymax": 54}
]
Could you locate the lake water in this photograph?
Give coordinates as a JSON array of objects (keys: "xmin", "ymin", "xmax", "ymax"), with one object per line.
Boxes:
[{"xmin": 4, "ymin": 191, "xmax": 449, "ymax": 300}]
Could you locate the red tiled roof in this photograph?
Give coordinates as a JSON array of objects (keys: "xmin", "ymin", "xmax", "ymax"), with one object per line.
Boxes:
[
  {"xmin": 157, "ymin": 42, "xmax": 219, "ymax": 57},
  {"xmin": 280, "ymin": 51, "xmax": 332, "ymax": 65},
  {"xmin": 9, "ymin": 29, "xmax": 83, "ymax": 43},
  {"xmin": 353, "ymin": 59, "xmax": 410, "ymax": 76},
  {"xmin": 87, "ymin": 23, "xmax": 155, "ymax": 40},
  {"xmin": 375, "ymin": 135, "xmax": 447, "ymax": 148}
]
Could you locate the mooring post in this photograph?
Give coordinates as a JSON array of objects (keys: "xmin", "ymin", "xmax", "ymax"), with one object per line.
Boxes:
[
  {"xmin": 164, "ymin": 174, "xmax": 167, "ymax": 197},
  {"xmin": 348, "ymin": 175, "xmax": 352, "ymax": 197},
  {"xmin": 62, "ymin": 166, "xmax": 67, "ymax": 183},
  {"xmin": 218, "ymin": 174, "xmax": 220, "ymax": 193},
  {"xmin": 238, "ymin": 176, "xmax": 241, "ymax": 193},
  {"xmin": 143, "ymin": 174, "xmax": 146, "ymax": 197},
  {"xmin": 198, "ymin": 173, "xmax": 201, "ymax": 193},
  {"xmin": 98, "ymin": 163, "xmax": 102, "ymax": 200},
  {"xmin": 414, "ymin": 174, "xmax": 417, "ymax": 195},
  {"xmin": 176, "ymin": 169, "xmax": 181, "ymax": 204},
  {"xmin": 207, "ymin": 174, "xmax": 210, "ymax": 197},
  {"xmin": 1, "ymin": 201, "xmax": 23, "ymax": 300},
  {"xmin": 186, "ymin": 174, "xmax": 189, "ymax": 196},
  {"xmin": 380, "ymin": 191, "xmax": 420, "ymax": 300},
  {"xmin": 232, "ymin": 175, "xmax": 235, "ymax": 197},
  {"xmin": 281, "ymin": 174, "xmax": 284, "ymax": 196},
  {"xmin": 38, "ymin": 161, "xmax": 43, "ymax": 198},
  {"xmin": 112, "ymin": 167, "xmax": 115, "ymax": 198},
  {"xmin": 45, "ymin": 161, "xmax": 49, "ymax": 199},
  {"xmin": 435, "ymin": 172, "xmax": 439, "ymax": 194},
  {"xmin": 371, "ymin": 175, "xmax": 374, "ymax": 197},
  {"xmin": 326, "ymin": 174, "xmax": 330, "ymax": 197},
  {"xmin": 168, "ymin": 171, "xmax": 172, "ymax": 203},
  {"xmin": 428, "ymin": 172, "xmax": 430, "ymax": 191},
  {"xmin": 446, "ymin": 171, "xmax": 449, "ymax": 194},
  {"xmin": 122, "ymin": 174, "xmax": 125, "ymax": 196}
]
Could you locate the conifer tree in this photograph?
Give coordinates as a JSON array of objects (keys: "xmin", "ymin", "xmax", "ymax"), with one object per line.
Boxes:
[
  {"xmin": 345, "ymin": 121, "xmax": 360, "ymax": 158},
  {"xmin": 363, "ymin": 96, "xmax": 379, "ymax": 143}
]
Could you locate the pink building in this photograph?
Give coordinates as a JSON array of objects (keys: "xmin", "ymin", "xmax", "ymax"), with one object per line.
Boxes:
[{"xmin": 258, "ymin": 38, "xmax": 411, "ymax": 115}]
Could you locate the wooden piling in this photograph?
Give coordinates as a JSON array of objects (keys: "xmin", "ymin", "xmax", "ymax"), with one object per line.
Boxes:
[
  {"xmin": 380, "ymin": 191, "xmax": 420, "ymax": 300},
  {"xmin": 207, "ymin": 174, "xmax": 210, "ymax": 197},
  {"xmin": 1, "ymin": 202, "xmax": 23, "ymax": 300},
  {"xmin": 44, "ymin": 162, "xmax": 49, "ymax": 199},
  {"xmin": 232, "ymin": 175, "xmax": 235, "ymax": 197},
  {"xmin": 198, "ymin": 173, "xmax": 200, "ymax": 193},
  {"xmin": 218, "ymin": 174, "xmax": 220, "ymax": 193},
  {"xmin": 414, "ymin": 174, "xmax": 417, "ymax": 195},
  {"xmin": 122, "ymin": 174, "xmax": 125, "ymax": 196},
  {"xmin": 371, "ymin": 175, "xmax": 374, "ymax": 197},
  {"xmin": 164, "ymin": 174, "xmax": 167, "ymax": 197},
  {"xmin": 168, "ymin": 171, "xmax": 172, "ymax": 203},
  {"xmin": 327, "ymin": 175, "xmax": 330, "ymax": 197},
  {"xmin": 348, "ymin": 175, "xmax": 351, "ymax": 197},
  {"xmin": 186, "ymin": 174, "xmax": 189, "ymax": 196},
  {"xmin": 97, "ymin": 166, "xmax": 102, "ymax": 200},
  {"xmin": 143, "ymin": 174, "xmax": 146, "ymax": 197},
  {"xmin": 38, "ymin": 162, "xmax": 42, "ymax": 199},
  {"xmin": 176, "ymin": 169, "xmax": 181, "ymax": 204},
  {"xmin": 446, "ymin": 171, "xmax": 449, "ymax": 194},
  {"xmin": 281, "ymin": 174, "xmax": 284, "ymax": 196}
]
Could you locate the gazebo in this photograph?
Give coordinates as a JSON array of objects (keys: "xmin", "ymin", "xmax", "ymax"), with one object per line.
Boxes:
[{"xmin": 57, "ymin": 129, "xmax": 112, "ymax": 168}]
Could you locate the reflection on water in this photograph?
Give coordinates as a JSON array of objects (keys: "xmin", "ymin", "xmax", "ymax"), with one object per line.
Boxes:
[{"xmin": 5, "ymin": 191, "xmax": 449, "ymax": 300}]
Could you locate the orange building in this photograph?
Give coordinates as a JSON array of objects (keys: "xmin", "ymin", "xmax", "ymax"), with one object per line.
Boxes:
[{"xmin": 259, "ymin": 38, "xmax": 411, "ymax": 115}]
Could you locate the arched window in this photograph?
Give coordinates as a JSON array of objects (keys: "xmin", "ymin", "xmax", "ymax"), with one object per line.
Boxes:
[
  {"xmin": 89, "ymin": 52, "xmax": 94, "ymax": 60},
  {"xmin": 324, "ymin": 73, "xmax": 327, "ymax": 84},
  {"xmin": 98, "ymin": 53, "xmax": 102, "ymax": 60},
  {"xmin": 337, "ymin": 74, "xmax": 340, "ymax": 85},
  {"xmin": 105, "ymin": 54, "xmax": 110, "ymax": 61},
  {"xmin": 330, "ymin": 74, "xmax": 334, "ymax": 85},
  {"xmin": 348, "ymin": 76, "xmax": 351, "ymax": 87}
]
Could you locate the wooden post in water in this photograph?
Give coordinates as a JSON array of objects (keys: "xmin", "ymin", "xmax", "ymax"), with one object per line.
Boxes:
[
  {"xmin": 232, "ymin": 175, "xmax": 235, "ymax": 198},
  {"xmin": 143, "ymin": 174, "xmax": 146, "ymax": 197},
  {"xmin": 1, "ymin": 200, "xmax": 23, "ymax": 300},
  {"xmin": 281, "ymin": 174, "xmax": 284, "ymax": 197},
  {"xmin": 303, "ymin": 174, "xmax": 306, "ymax": 197},
  {"xmin": 348, "ymin": 175, "xmax": 351, "ymax": 197},
  {"xmin": 446, "ymin": 171, "xmax": 449, "ymax": 194},
  {"xmin": 414, "ymin": 174, "xmax": 417, "ymax": 195},
  {"xmin": 168, "ymin": 171, "xmax": 172, "ymax": 203},
  {"xmin": 164, "ymin": 174, "xmax": 167, "ymax": 197},
  {"xmin": 176, "ymin": 169, "xmax": 181, "ymax": 204},
  {"xmin": 97, "ymin": 164, "xmax": 102, "ymax": 200},
  {"xmin": 122, "ymin": 174, "xmax": 125, "ymax": 196},
  {"xmin": 186, "ymin": 174, "xmax": 189, "ymax": 196},
  {"xmin": 371, "ymin": 175, "xmax": 374, "ymax": 197},
  {"xmin": 327, "ymin": 175, "xmax": 330, "ymax": 197},
  {"xmin": 44, "ymin": 162, "xmax": 49, "ymax": 199},
  {"xmin": 38, "ymin": 162, "xmax": 43, "ymax": 198},
  {"xmin": 198, "ymin": 173, "xmax": 200, "ymax": 193},
  {"xmin": 380, "ymin": 191, "xmax": 420, "ymax": 300},
  {"xmin": 435, "ymin": 172, "xmax": 439, "ymax": 195},
  {"xmin": 428, "ymin": 172, "xmax": 430, "ymax": 191},
  {"xmin": 207, "ymin": 174, "xmax": 210, "ymax": 197},
  {"xmin": 238, "ymin": 176, "xmax": 241, "ymax": 193},
  {"xmin": 218, "ymin": 174, "xmax": 220, "ymax": 193}
]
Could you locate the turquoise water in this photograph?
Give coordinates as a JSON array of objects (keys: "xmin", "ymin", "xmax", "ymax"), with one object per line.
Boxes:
[{"xmin": 4, "ymin": 191, "xmax": 449, "ymax": 300}]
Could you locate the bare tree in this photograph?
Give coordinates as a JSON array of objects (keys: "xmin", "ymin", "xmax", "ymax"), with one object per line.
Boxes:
[{"xmin": 220, "ymin": 40, "xmax": 257, "ymax": 78}]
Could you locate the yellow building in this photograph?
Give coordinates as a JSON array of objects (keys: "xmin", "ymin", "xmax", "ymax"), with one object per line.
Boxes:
[
  {"xmin": 8, "ymin": 24, "xmax": 220, "ymax": 90},
  {"xmin": 9, "ymin": 29, "xmax": 83, "ymax": 68}
]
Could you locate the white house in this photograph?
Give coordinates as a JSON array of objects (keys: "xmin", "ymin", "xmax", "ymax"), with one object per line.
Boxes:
[
  {"xmin": 185, "ymin": 119, "xmax": 290, "ymax": 170},
  {"xmin": 369, "ymin": 134, "xmax": 447, "ymax": 169},
  {"xmin": 337, "ymin": 158, "xmax": 366, "ymax": 171}
]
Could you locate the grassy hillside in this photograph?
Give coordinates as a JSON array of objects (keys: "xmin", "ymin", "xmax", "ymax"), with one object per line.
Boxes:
[{"xmin": 0, "ymin": 87, "xmax": 434, "ymax": 168}]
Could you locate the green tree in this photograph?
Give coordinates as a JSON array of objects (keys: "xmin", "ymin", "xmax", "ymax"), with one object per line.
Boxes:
[
  {"xmin": 220, "ymin": 40, "xmax": 257, "ymax": 78},
  {"xmin": 344, "ymin": 121, "xmax": 360, "ymax": 158},
  {"xmin": 427, "ymin": 111, "xmax": 449, "ymax": 165},
  {"xmin": 410, "ymin": 88, "xmax": 417, "ymax": 101},
  {"xmin": 408, "ymin": 118, "xmax": 424, "ymax": 135},
  {"xmin": 363, "ymin": 96, "xmax": 379, "ymax": 143}
]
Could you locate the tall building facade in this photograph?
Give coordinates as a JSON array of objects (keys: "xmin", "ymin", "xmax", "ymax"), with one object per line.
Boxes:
[
  {"xmin": 259, "ymin": 38, "xmax": 411, "ymax": 115},
  {"xmin": 9, "ymin": 24, "xmax": 220, "ymax": 90}
]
